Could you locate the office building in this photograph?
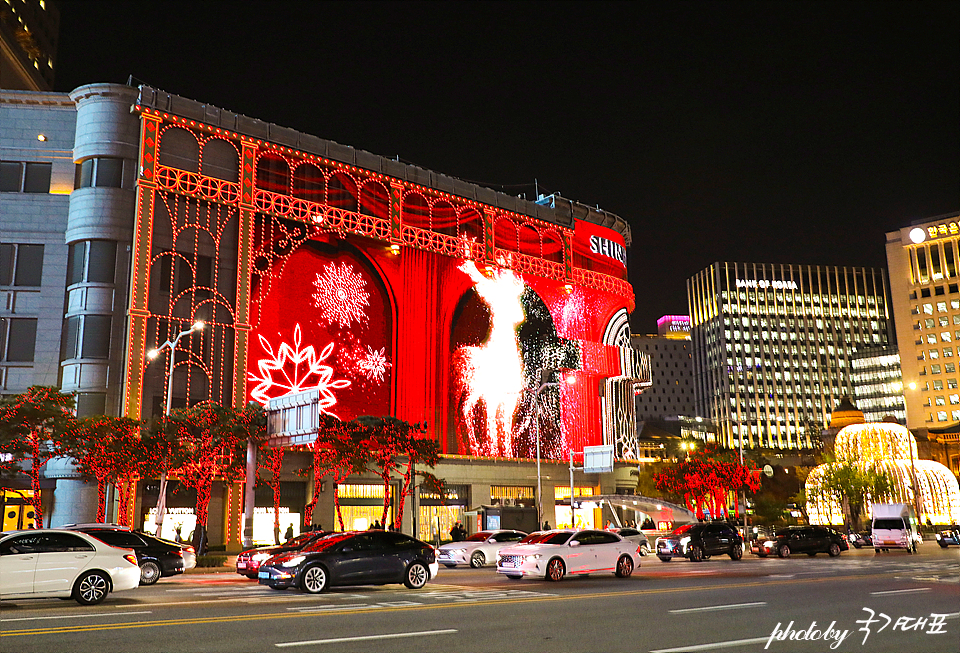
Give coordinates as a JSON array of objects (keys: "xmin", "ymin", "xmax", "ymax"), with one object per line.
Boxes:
[{"xmin": 688, "ymin": 262, "xmax": 891, "ymax": 449}]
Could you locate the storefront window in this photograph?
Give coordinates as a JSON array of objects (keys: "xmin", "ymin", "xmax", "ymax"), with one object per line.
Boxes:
[
  {"xmin": 335, "ymin": 484, "xmax": 394, "ymax": 532},
  {"xmin": 417, "ymin": 485, "xmax": 468, "ymax": 544}
]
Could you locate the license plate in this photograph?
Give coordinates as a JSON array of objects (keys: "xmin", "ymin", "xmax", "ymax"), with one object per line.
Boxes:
[
  {"xmin": 258, "ymin": 571, "xmax": 269, "ymax": 579},
  {"xmin": 237, "ymin": 562, "xmax": 246, "ymax": 569}
]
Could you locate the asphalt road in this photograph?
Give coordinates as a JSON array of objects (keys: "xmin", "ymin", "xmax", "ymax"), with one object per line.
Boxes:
[{"xmin": 1, "ymin": 545, "xmax": 957, "ymax": 653}]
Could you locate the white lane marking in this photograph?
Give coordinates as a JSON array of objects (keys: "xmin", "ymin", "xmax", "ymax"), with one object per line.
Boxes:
[
  {"xmin": 0, "ymin": 610, "xmax": 152, "ymax": 623},
  {"xmin": 870, "ymin": 587, "xmax": 932, "ymax": 595},
  {"xmin": 286, "ymin": 603, "xmax": 371, "ymax": 612},
  {"xmin": 766, "ymin": 574, "xmax": 795, "ymax": 579},
  {"xmin": 669, "ymin": 601, "xmax": 767, "ymax": 614},
  {"xmin": 276, "ymin": 628, "xmax": 458, "ymax": 648},
  {"xmin": 651, "ymin": 636, "xmax": 771, "ymax": 652}
]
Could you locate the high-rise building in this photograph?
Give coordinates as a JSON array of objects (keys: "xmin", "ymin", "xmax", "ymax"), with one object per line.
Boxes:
[
  {"xmin": 0, "ymin": 0, "xmax": 59, "ymax": 91},
  {"xmin": 849, "ymin": 346, "xmax": 905, "ymax": 425},
  {"xmin": 688, "ymin": 262, "xmax": 891, "ymax": 449},
  {"xmin": 632, "ymin": 316, "xmax": 695, "ymax": 423},
  {"xmin": 885, "ymin": 212, "xmax": 960, "ymax": 475}
]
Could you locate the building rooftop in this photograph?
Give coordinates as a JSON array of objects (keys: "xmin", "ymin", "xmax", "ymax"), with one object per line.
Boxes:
[{"xmin": 134, "ymin": 85, "xmax": 632, "ymax": 245}]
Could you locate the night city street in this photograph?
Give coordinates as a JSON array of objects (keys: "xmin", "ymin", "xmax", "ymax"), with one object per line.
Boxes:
[{"xmin": 2, "ymin": 545, "xmax": 957, "ymax": 653}]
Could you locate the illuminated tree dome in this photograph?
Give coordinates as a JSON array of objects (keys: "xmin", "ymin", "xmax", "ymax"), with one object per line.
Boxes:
[{"xmin": 807, "ymin": 421, "xmax": 960, "ymax": 525}]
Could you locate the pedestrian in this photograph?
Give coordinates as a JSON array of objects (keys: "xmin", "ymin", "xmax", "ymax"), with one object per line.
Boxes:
[
  {"xmin": 284, "ymin": 523, "xmax": 294, "ymax": 540},
  {"xmin": 542, "ymin": 520, "xmax": 551, "ymax": 531}
]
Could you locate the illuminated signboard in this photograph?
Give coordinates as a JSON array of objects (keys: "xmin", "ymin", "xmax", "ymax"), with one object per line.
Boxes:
[
  {"xmin": 922, "ymin": 221, "xmax": 960, "ymax": 242},
  {"xmin": 657, "ymin": 315, "xmax": 690, "ymax": 335},
  {"xmin": 735, "ymin": 279, "xmax": 799, "ymax": 290}
]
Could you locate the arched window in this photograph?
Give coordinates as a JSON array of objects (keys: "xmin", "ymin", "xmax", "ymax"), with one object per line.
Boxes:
[
  {"xmin": 200, "ymin": 138, "xmax": 239, "ymax": 182},
  {"xmin": 401, "ymin": 192, "xmax": 430, "ymax": 230},
  {"xmin": 292, "ymin": 164, "xmax": 325, "ymax": 204},
  {"xmin": 255, "ymin": 153, "xmax": 290, "ymax": 194},
  {"xmin": 432, "ymin": 200, "xmax": 458, "ymax": 237},
  {"xmin": 494, "ymin": 217, "xmax": 520, "ymax": 253},
  {"xmin": 328, "ymin": 172, "xmax": 358, "ymax": 211},
  {"xmin": 158, "ymin": 127, "xmax": 199, "ymax": 172},
  {"xmin": 359, "ymin": 180, "xmax": 389, "ymax": 219},
  {"xmin": 518, "ymin": 224, "xmax": 541, "ymax": 258},
  {"xmin": 542, "ymin": 228, "xmax": 564, "ymax": 263},
  {"xmin": 459, "ymin": 208, "xmax": 484, "ymax": 247}
]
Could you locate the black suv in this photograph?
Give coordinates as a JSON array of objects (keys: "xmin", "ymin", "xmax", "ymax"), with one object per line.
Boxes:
[
  {"xmin": 655, "ymin": 523, "xmax": 744, "ymax": 562},
  {"xmin": 67, "ymin": 524, "xmax": 195, "ymax": 585},
  {"xmin": 753, "ymin": 525, "xmax": 848, "ymax": 558}
]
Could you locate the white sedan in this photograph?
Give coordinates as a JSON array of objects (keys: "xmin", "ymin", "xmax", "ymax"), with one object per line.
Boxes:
[
  {"xmin": 0, "ymin": 529, "xmax": 141, "ymax": 605},
  {"xmin": 437, "ymin": 530, "xmax": 526, "ymax": 568},
  {"xmin": 496, "ymin": 529, "xmax": 641, "ymax": 581}
]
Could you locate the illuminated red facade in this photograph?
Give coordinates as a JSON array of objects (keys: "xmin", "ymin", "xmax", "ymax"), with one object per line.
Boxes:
[{"xmin": 122, "ymin": 89, "xmax": 646, "ymax": 536}]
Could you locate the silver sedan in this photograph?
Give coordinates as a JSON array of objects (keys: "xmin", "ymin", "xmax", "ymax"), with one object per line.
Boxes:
[{"xmin": 437, "ymin": 530, "xmax": 526, "ymax": 568}]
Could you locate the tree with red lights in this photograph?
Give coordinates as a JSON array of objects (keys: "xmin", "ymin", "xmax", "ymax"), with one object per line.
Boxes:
[
  {"xmin": 0, "ymin": 386, "xmax": 77, "ymax": 527},
  {"xmin": 302, "ymin": 413, "xmax": 346, "ymax": 529},
  {"xmin": 66, "ymin": 416, "xmax": 150, "ymax": 524},
  {"xmin": 328, "ymin": 420, "xmax": 373, "ymax": 531},
  {"xmin": 158, "ymin": 403, "xmax": 253, "ymax": 552},
  {"xmin": 653, "ymin": 444, "xmax": 761, "ymax": 521},
  {"xmin": 259, "ymin": 446, "xmax": 285, "ymax": 544},
  {"xmin": 391, "ymin": 423, "xmax": 441, "ymax": 531}
]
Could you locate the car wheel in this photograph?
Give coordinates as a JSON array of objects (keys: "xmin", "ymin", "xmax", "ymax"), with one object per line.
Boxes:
[
  {"xmin": 852, "ymin": 542, "xmax": 862, "ymax": 549},
  {"xmin": 757, "ymin": 551, "xmax": 767, "ymax": 558},
  {"xmin": 828, "ymin": 543, "xmax": 841, "ymax": 557},
  {"xmin": 546, "ymin": 558, "xmax": 566, "ymax": 581},
  {"xmin": 939, "ymin": 542, "xmax": 948, "ymax": 549},
  {"xmin": 615, "ymin": 555, "xmax": 634, "ymax": 578},
  {"xmin": 729, "ymin": 544, "xmax": 743, "ymax": 561},
  {"xmin": 300, "ymin": 564, "xmax": 329, "ymax": 594},
  {"xmin": 688, "ymin": 545, "xmax": 704, "ymax": 562},
  {"xmin": 74, "ymin": 571, "xmax": 110, "ymax": 606},
  {"xmin": 506, "ymin": 574, "xmax": 522, "ymax": 580},
  {"xmin": 404, "ymin": 562, "xmax": 429, "ymax": 589},
  {"xmin": 443, "ymin": 564, "xmax": 457, "ymax": 568},
  {"xmin": 657, "ymin": 556, "xmax": 672, "ymax": 562},
  {"xmin": 778, "ymin": 545, "xmax": 791, "ymax": 559},
  {"xmin": 139, "ymin": 561, "xmax": 161, "ymax": 586},
  {"xmin": 470, "ymin": 551, "xmax": 485, "ymax": 568}
]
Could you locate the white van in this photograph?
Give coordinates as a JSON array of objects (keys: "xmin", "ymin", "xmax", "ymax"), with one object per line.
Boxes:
[{"xmin": 871, "ymin": 503, "xmax": 921, "ymax": 553}]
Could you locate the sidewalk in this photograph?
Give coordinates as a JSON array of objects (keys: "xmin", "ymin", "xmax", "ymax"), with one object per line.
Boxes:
[{"xmin": 185, "ymin": 555, "xmax": 239, "ymax": 574}]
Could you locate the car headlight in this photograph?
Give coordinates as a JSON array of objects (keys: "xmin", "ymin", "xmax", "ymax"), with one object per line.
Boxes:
[
  {"xmin": 679, "ymin": 536, "xmax": 690, "ymax": 546},
  {"xmin": 764, "ymin": 540, "xmax": 776, "ymax": 547},
  {"xmin": 452, "ymin": 548, "xmax": 467, "ymax": 554},
  {"xmin": 281, "ymin": 555, "xmax": 305, "ymax": 567},
  {"xmin": 524, "ymin": 554, "xmax": 541, "ymax": 562},
  {"xmin": 936, "ymin": 534, "xmax": 942, "ymax": 540},
  {"xmin": 252, "ymin": 553, "xmax": 272, "ymax": 562}
]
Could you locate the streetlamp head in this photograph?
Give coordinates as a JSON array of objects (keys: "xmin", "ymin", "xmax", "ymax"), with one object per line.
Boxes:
[
  {"xmin": 192, "ymin": 320, "xmax": 205, "ymax": 332},
  {"xmin": 147, "ymin": 348, "xmax": 160, "ymax": 360}
]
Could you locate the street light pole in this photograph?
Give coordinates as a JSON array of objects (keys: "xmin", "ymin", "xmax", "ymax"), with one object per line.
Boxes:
[
  {"xmin": 147, "ymin": 320, "xmax": 204, "ymax": 538},
  {"xmin": 532, "ymin": 368, "xmax": 576, "ymax": 529}
]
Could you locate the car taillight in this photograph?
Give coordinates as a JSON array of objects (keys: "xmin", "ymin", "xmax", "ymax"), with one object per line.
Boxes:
[
  {"xmin": 173, "ymin": 549, "xmax": 183, "ymax": 557},
  {"xmin": 123, "ymin": 553, "xmax": 138, "ymax": 566},
  {"xmin": 637, "ymin": 546, "xmax": 643, "ymax": 555},
  {"xmin": 184, "ymin": 546, "xmax": 195, "ymax": 553}
]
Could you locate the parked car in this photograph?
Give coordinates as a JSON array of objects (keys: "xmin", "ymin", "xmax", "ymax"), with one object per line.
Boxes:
[
  {"xmin": 935, "ymin": 527, "xmax": 960, "ymax": 548},
  {"xmin": 237, "ymin": 531, "xmax": 330, "ymax": 579},
  {"xmin": 437, "ymin": 529, "xmax": 526, "ymax": 568},
  {"xmin": 753, "ymin": 525, "xmax": 848, "ymax": 558},
  {"xmin": 611, "ymin": 527, "xmax": 650, "ymax": 555},
  {"xmin": 495, "ymin": 529, "xmax": 641, "ymax": 581},
  {"xmin": 846, "ymin": 530, "xmax": 873, "ymax": 549},
  {"xmin": 257, "ymin": 530, "xmax": 439, "ymax": 593},
  {"xmin": 66, "ymin": 524, "xmax": 196, "ymax": 585},
  {"xmin": 872, "ymin": 504, "xmax": 921, "ymax": 553},
  {"xmin": 0, "ymin": 529, "xmax": 140, "ymax": 605},
  {"xmin": 656, "ymin": 522, "xmax": 743, "ymax": 562}
]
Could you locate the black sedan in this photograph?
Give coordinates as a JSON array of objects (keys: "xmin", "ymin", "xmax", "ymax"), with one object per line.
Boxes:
[
  {"xmin": 236, "ymin": 531, "xmax": 329, "ymax": 579},
  {"xmin": 656, "ymin": 522, "xmax": 744, "ymax": 562},
  {"xmin": 67, "ymin": 524, "xmax": 196, "ymax": 585},
  {"xmin": 753, "ymin": 525, "xmax": 848, "ymax": 558},
  {"xmin": 258, "ymin": 530, "xmax": 439, "ymax": 593},
  {"xmin": 935, "ymin": 527, "xmax": 960, "ymax": 548}
]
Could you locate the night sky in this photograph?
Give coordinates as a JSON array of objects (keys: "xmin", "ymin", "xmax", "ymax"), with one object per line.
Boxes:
[{"xmin": 54, "ymin": 2, "xmax": 958, "ymax": 332}]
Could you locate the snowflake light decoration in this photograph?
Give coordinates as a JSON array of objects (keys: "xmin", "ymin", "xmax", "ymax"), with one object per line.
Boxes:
[
  {"xmin": 248, "ymin": 324, "xmax": 350, "ymax": 416},
  {"xmin": 357, "ymin": 346, "xmax": 391, "ymax": 383},
  {"xmin": 313, "ymin": 262, "xmax": 370, "ymax": 328}
]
